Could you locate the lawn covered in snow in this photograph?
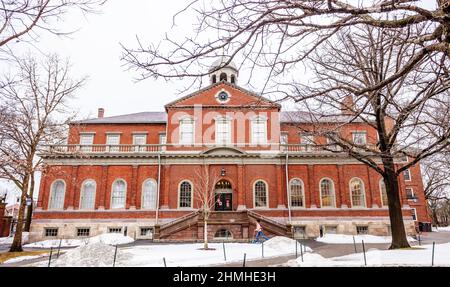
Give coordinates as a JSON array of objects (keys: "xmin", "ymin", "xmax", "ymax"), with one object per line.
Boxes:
[
  {"xmin": 285, "ymin": 242, "xmax": 450, "ymax": 267},
  {"xmin": 30, "ymin": 236, "xmax": 310, "ymax": 267},
  {"xmin": 0, "ymin": 232, "xmax": 29, "ymax": 245},
  {"xmin": 24, "ymin": 233, "xmax": 134, "ymax": 248},
  {"xmin": 316, "ymin": 234, "xmax": 417, "ymax": 244}
]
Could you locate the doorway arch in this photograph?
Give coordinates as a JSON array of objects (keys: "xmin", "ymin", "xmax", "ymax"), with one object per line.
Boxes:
[{"xmin": 214, "ymin": 179, "xmax": 232, "ymax": 211}]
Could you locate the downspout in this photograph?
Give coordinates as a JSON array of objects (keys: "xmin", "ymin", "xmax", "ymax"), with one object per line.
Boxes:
[
  {"xmin": 285, "ymin": 151, "xmax": 291, "ymax": 223},
  {"xmin": 156, "ymin": 153, "xmax": 161, "ymax": 225}
]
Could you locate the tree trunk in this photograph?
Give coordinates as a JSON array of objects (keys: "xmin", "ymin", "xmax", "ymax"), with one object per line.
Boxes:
[
  {"xmin": 383, "ymin": 158, "xmax": 411, "ymax": 249},
  {"xmin": 9, "ymin": 175, "xmax": 29, "ymax": 252},
  {"xmin": 204, "ymin": 219, "xmax": 208, "ymax": 249},
  {"xmin": 24, "ymin": 173, "xmax": 35, "ymax": 232}
]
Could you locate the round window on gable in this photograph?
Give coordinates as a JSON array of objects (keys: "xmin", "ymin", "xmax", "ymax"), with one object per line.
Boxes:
[{"xmin": 216, "ymin": 91, "xmax": 230, "ymax": 103}]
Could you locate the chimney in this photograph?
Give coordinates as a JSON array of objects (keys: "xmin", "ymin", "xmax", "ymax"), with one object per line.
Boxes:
[
  {"xmin": 98, "ymin": 108, "xmax": 104, "ymax": 118},
  {"xmin": 340, "ymin": 95, "xmax": 354, "ymax": 116}
]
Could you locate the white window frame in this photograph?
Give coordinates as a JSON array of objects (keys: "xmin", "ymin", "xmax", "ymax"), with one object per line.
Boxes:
[
  {"xmin": 79, "ymin": 133, "xmax": 94, "ymax": 152},
  {"xmin": 48, "ymin": 180, "xmax": 66, "ymax": 210},
  {"xmin": 106, "ymin": 133, "xmax": 121, "ymax": 152},
  {"xmin": 299, "ymin": 133, "xmax": 315, "ymax": 151},
  {"xmin": 411, "ymin": 208, "xmax": 418, "ymax": 221},
  {"xmin": 289, "ymin": 178, "xmax": 305, "ymax": 208},
  {"xmin": 178, "ymin": 180, "xmax": 194, "ymax": 209},
  {"xmin": 319, "ymin": 178, "xmax": 336, "ymax": 208},
  {"xmin": 133, "ymin": 133, "xmax": 147, "ymax": 152},
  {"xmin": 253, "ymin": 179, "xmax": 269, "ymax": 208},
  {"xmin": 179, "ymin": 117, "xmax": 195, "ymax": 145},
  {"xmin": 349, "ymin": 177, "xmax": 366, "ymax": 208},
  {"xmin": 352, "ymin": 131, "xmax": 367, "ymax": 146},
  {"xmin": 79, "ymin": 179, "xmax": 96, "ymax": 210},
  {"xmin": 250, "ymin": 116, "xmax": 268, "ymax": 145},
  {"xmin": 379, "ymin": 179, "xmax": 388, "ymax": 207},
  {"xmin": 215, "ymin": 116, "xmax": 232, "ymax": 145},
  {"xmin": 141, "ymin": 178, "xmax": 157, "ymax": 210},
  {"xmin": 159, "ymin": 133, "xmax": 167, "ymax": 151},
  {"xmin": 280, "ymin": 132, "xmax": 288, "ymax": 145},
  {"xmin": 111, "ymin": 179, "xmax": 127, "ymax": 209},
  {"xmin": 403, "ymin": 169, "xmax": 412, "ymax": 181},
  {"xmin": 406, "ymin": 187, "xmax": 415, "ymax": 200}
]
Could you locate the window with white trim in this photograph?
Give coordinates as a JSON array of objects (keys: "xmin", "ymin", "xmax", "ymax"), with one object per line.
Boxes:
[
  {"xmin": 300, "ymin": 134, "xmax": 314, "ymax": 151},
  {"xmin": 159, "ymin": 133, "xmax": 166, "ymax": 151},
  {"xmin": 49, "ymin": 180, "xmax": 65, "ymax": 210},
  {"xmin": 142, "ymin": 179, "xmax": 157, "ymax": 209},
  {"xmin": 80, "ymin": 134, "xmax": 94, "ymax": 152},
  {"xmin": 350, "ymin": 178, "xmax": 366, "ymax": 208},
  {"xmin": 254, "ymin": 180, "xmax": 268, "ymax": 208},
  {"xmin": 411, "ymin": 208, "xmax": 417, "ymax": 221},
  {"xmin": 179, "ymin": 181, "xmax": 192, "ymax": 208},
  {"xmin": 403, "ymin": 169, "xmax": 412, "ymax": 181},
  {"xmin": 133, "ymin": 134, "xmax": 147, "ymax": 152},
  {"xmin": 111, "ymin": 180, "xmax": 126, "ymax": 209},
  {"xmin": 45, "ymin": 228, "xmax": 58, "ymax": 237},
  {"xmin": 76, "ymin": 228, "xmax": 90, "ymax": 237},
  {"xmin": 280, "ymin": 132, "xmax": 288, "ymax": 145},
  {"xmin": 179, "ymin": 118, "xmax": 194, "ymax": 145},
  {"xmin": 320, "ymin": 179, "xmax": 336, "ymax": 208},
  {"xmin": 289, "ymin": 179, "xmax": 304, "ymax": 207},
  {"xmin": 356, "ymin": 225, "xmax": 369, "ymax": 235},
  {"xmin": 406, "ymin": 188, "xmax": 415, "ymax": 200},
  {"xmin": 80, "ymin": 180, "xmax": 96, "ymax": 210},
  {"xmin": 140, "ymin": 227, "xmax": 154, "ymax": 238},
  {"xmin": 216, "ymin": 117, "xmax": 231, "ymax": 144},
  {"xmin": 251, "ymin": 117, "xmax": 267, "ymax": 144},
  {"xmin": 379, "ymin": 179, "xmax": 388, "ymax": 207},
  {"xmin": 106, "ymin": 134, "xmax": 121, "ymax": 152},
  {"xmin": 352, "ymin": 132, "xmax": 367, "ymax": 145}
]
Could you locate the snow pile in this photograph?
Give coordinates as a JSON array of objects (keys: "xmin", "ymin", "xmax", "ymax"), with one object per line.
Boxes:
[
  {"xmin": 435, "ymin": 226, "xmax": 450, "ymax": 232},
  {"xmin": 49, "ymin": 242, "xmax": 131, "ymax": 267},
  {"xmin": 285, "ymin": 242, "xmax": 450, "ymax": 267},
  {"xmin": 0, "ymin": 232, "xmax": 29, "ymax": 245},
  {"xmin": 316, "ymin": 234, "xmax": 416, "ymax": 244},
  {"xmin": 264, "ymin": 236, "xmax": 312, "ymax": 252},
  {"xmin": 3, "ymin": 254, "xmax": 47, "ymax": 264},
  {"xmin": 24, "ymin": 233, "xmax": 134, "ymax": 248}
]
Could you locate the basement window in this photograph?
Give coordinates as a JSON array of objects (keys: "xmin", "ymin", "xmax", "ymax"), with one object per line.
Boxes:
[
  {"xmin": 108, "ymin": 227, "xmax": 122, "ymax": 234},
  {"xmin": 214, "ymin": 229, "xmax": 233, "ymax": 240},
  {"xmin": 293, "ymin": 226, "xmax": 306, "ymax": 239},
  {"xmin": 140, "ymin": 227, "xmax": 154, "ymax": 238},
  {"xmin": 45, "ymin": 228, "xmax": 58, "ymax": 237},
  {"xmin": 356, "ymin": 226, "xmax": 369, "ymax": 235},
  {"xmin": 325, "ymin": 226, "xmax": 337, "ymax": 234},
  {"xmin": 77, "ymin": 228, "xmax": 90, "ymax": 237}
]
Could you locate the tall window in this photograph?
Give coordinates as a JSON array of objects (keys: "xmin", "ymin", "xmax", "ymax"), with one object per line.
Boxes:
[
  {"xmin": 133, "ymin": 134, "xmax": 147, "ymax": 152},
  {"xmin": 300, "ymin": 134, "xmax": 314, "ymax": 151},
  {"xmin": 216, "ymin": 117, "xmax": 231, "ymax": 144},
  {"xmin": 406, "ymin": 188, "xmax": 415, "ymax": 199},
  {"xmin": 403, "ymin": 169, "xmax": 411, "ymax": 181},
  {"xmin": 289, "ymin": 179, "xmax": 304, "ymax": 207},
  {"xmin": 49, "ymin": 180, "xmax": 65, "ymax": 210},
  {"xmin": 179, "ymin": 118, "xmax": 194, "ymax": 145},
  {"xmin": 142, "ymin": 179, "xmax": 157, "ymax": 209},
  {"xmin": 254, "ymin": 180, "xmax": 268, "ymax": 208},
  {"xmin": 320, "ymin": 179, "xmax": 336, "ymax": 207},
  {"xmin": 106, "ymin": 134, "xmax": 121, "ymax": 152},
  {"xmin": 379, "ymin": 179, "xmax": 388, "ymax": 207},
  {"xmin": 79, "ymin": 134, "xmax": 94, "ymax": 152},
  {"xmin": 159, "ymin": 133, "xmax": 166, "ymax": 151},
  {"xmin": 80, "ymin": 180, "xmax": 96, "ymax": 210},
  {"xmin": 352, "ymin": 132, "xmax": 367, "ymax": 145},
  {"xmin": 111, "ymin": 179, "xmax": 126, "ymax": 209},
  {"xmin": 251, "ymin": 116, "xmax": 267, "ymax": 144},
  {"xmin": 179, "ymin": 181, "xmax": 192, "ymax": 208},
  {"xmin": 350, "ymin": 178, "xmax": 366, "ymax": 208}
]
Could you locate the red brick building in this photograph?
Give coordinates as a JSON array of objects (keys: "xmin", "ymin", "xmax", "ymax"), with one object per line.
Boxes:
[{"xmin": 31, "ymin": 61, "xmax": 430, "ymax": 242}]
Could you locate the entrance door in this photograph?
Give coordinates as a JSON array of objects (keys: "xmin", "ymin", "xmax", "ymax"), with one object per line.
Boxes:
[{"xmin": 214, "ymin": 179, "xmax": 232, "ymax": 211}]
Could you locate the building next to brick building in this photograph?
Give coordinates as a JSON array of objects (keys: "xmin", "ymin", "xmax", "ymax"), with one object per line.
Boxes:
[{"xmin": 30, "ymin": 59, "xmax": 430, "ymax": 242}]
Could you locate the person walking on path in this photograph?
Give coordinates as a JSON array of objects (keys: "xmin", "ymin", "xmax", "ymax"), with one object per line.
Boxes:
[{"xmin": 254, "ymin": 220, "xmax": 269, "ymax": 243}]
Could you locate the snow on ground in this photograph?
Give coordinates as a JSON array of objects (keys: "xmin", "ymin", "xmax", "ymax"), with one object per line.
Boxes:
[
  {"xmin": 285, "ymin": 242, "xmax": 450, "ymax": 267},
  {"xmin": 433, "ymin": 226, "xmax": 450, "ymax": 232},
  {"xmin": 316, "ymin": 234, "xmax": 417, "ymax": 244},
  {"xmin": 0, "ymin": 232, "xmax": 29, "ymax": 245},
  {"xmin": 31, "ymin": 236, "xmax": 311, "ymax": 267},
  {"xmin": 3, "ymin": 254, "xmax": 47, "ymax": 264},
  {"xmin": 24, "ymin": 233, "xmax": 134, "ymax": 248}
]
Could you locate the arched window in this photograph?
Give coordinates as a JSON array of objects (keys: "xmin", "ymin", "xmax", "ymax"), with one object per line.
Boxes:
[
  {"xmin": 289, "ymin": 179, "xmax": 304, "ymax": 207},
  {"xmin": 179, "ymin": 181, "xmax": 192, "ymax": 208},
  {"xmin": 350, "ymin": 178, "xmax": 366, "ymax": 208},
  {"xmin": 379, "ymin": 179, "xmax": 388, "ymax": 207},
  {"xmin": 111, "ymin": 179, "xmax": 127, "ymax": 209},
  {"xmin": 80, "ymin": 180, "xmax": 96, "ymax": 210},
  {"xmin": 49, "ymin": 180, "xmax": 65, "ymax": 210},
  {"xmin": 320, "ymin": 178, "xmax": 336, "ymax": 208},
  {"xmin": 142, "ymin": 179, "xmax": 157, "ymax": 209},
  {"xmin": 254, "ymin": 180, "xmax": 268, "ymax": 208},
  {"xmin": 212, "ymin": 74, "xmax": 217, "ymax": 84},
  {"xmin": 219, "ymin": 72, "xmax": 227, "ymax": 82},
  {"xmin": 230, "ymin": 75, "xmax": 236, "ymax": 84}
]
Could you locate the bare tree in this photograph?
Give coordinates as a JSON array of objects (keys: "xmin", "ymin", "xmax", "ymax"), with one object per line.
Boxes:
[
  {"xmin": 0, "ymin": 0, "xmax": 105, "ymax": 56},
  {"xmin": 0, "ymin": 55, "xmax": 85, "ymax": 252},
  {"xmin": 193, "ymin": 164, "xmax": 220, "ymax": 250},
  {"xmin": 121, "ymin": 1, "xmax": 450, "ymax": 249}
]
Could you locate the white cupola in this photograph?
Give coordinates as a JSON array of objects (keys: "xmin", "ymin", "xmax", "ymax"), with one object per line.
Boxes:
[{"xmin": 209, "ymin": 57, "xmax": 238, "ymax": 85}]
